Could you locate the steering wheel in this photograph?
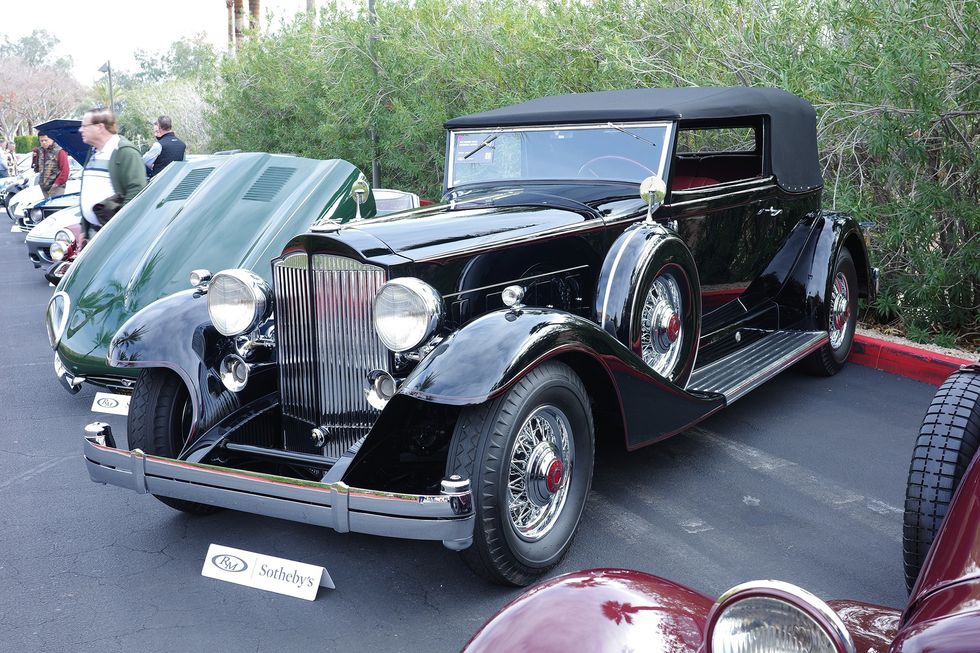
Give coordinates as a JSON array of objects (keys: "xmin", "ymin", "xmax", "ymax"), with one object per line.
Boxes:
[{"xmin": 577, "ymin": 155, "xmax": 657, "ymax": 179}]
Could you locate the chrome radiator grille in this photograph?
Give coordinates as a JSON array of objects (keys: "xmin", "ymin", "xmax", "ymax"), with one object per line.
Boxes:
[{"xmin": 273, "ymin": 253, "xmax": 389, "ymax": 458}]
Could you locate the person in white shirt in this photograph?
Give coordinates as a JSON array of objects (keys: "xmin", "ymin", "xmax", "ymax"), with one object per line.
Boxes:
[{"xmin": 78, "ymin": 108, "xmax": 146, "ymax": 238}]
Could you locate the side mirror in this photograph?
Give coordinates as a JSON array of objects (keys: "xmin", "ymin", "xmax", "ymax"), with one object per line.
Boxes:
[
  {"xmin": 351, "ymin": 178, "xmax": 371, "ymax": 220},
  {"xmin": 639, "ymin": 175, "xmax": 666, "ymax": 222}
]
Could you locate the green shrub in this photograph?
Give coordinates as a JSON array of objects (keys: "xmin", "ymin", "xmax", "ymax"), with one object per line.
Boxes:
[
  {"xmin": 15, "ymin": 135, "xmax": 38, "ymax": 154},
  {"xmin": 208, "ymin": 0, "xmax": 979, "ymax": 349}
]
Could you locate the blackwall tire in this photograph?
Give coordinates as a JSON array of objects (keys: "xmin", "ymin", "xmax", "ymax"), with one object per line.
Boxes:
[
  {"xmin": 902, "ymin": 368, "xmax": 980, "ymax": 592},
  {"xmin": 446, "ymin": 361, "xmax": 594, "ymax": 586},
  {"xmin": 127, "ymin": 369, "xmax": 221, "ymax": 515},
  {"xmin": 802, "ymin": 248, "xmax": 858, "ymax": 376}
]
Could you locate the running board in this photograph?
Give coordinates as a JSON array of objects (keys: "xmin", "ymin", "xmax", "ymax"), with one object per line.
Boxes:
[{"xmin": 688, "ymin": 330, "xmax": 827, "ymax": 403}]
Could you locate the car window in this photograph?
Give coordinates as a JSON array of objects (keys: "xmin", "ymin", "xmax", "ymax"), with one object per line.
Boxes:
[
  {"xmin": 672, "ymin": 124, "xmax": 763, "ymax": 189},
  {"xmin": 448, "ymin": 123, "xmax": 672, "ymax": 188}
]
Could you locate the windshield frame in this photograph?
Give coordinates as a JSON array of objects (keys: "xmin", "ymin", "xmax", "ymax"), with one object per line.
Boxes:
[{"xmin": 445, "ymin": 121, "xmax": 675, "ymax": 193}]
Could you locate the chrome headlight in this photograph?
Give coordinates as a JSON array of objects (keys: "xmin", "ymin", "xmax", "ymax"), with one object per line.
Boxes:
[
  {"xmin": 29, "ymin": 207, "xmax": 42, "ymax": 222},
  {"xmin": 46, "ymin": 291, "xmax": 70, "ymax": 349},
  {"xmin": 207, "ymin": 269, "xmax": 271, "ymax": 337},
  {"xmin": 50, "ymin": 229, "xmax": 75, "ymax": 261},
  {"xmin": 707, "ymin": 581, "xmax": 855, "ymax": 653},
  {"xmin": 373, "ymin": 278, "xmax": 442, "ymax": 352}
]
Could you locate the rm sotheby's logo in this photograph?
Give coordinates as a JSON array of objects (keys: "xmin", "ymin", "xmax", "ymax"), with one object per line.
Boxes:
[
  {"xmin": 96, "ymin": 397, "xmax": 120, "ymax": 409},
  {"xmin": 211, "ymin": 554, "xmax": 248, "ymax": 572}
]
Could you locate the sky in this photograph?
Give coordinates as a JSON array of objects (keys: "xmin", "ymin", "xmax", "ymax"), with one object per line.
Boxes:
[{"xmin": 5, "ymin": 0, "xmax": 310, "ymax": 84}]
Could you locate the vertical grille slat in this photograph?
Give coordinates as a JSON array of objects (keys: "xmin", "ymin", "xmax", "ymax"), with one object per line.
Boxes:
[{"xmin": 274, "ymin": 253, "xmax": 389, "ymax": 459}]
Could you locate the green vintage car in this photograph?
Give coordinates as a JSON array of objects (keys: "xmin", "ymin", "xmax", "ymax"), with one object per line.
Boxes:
[{"xmin": 48, "ymin": 153, "xmax": 399, "ymax": 395}]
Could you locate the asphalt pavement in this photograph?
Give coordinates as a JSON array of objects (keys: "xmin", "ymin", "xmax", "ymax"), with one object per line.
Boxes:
[{"xmin": 0, "ymin": 223, "xmax": 938, "ymax": 652}]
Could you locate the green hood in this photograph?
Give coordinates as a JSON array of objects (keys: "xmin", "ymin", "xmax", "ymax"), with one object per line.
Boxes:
[{"xmin": 56, "ymin": 152, "xmax": 372, "ymax": 380}]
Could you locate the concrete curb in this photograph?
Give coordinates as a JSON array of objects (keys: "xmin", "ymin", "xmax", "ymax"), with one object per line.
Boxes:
[{"xmin": 851, "ymin": 334, "xmax": 977, "ymax": 386}]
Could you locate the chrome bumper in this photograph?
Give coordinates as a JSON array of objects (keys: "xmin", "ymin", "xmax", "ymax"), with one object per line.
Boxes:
[{"xmin": 83, "ymin": 425, "xmax": 474, "ymax": 551}]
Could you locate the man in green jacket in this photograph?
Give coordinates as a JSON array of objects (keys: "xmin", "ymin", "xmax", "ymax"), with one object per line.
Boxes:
[{"xmin": 78, "ymin": 108, "xmax": 147, "ymax": 238}]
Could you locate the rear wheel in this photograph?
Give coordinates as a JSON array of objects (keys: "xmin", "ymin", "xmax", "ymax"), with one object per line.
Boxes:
[
  {"xmin": 447, "ymin": 361, "xmax": 594, "ymax": 586},
  {"xmin": 903, "ymin": 368, "xmax": 980, "ymax": 592},
  {"xmin": 802, "ymin": 248, "xmax": 858, "ymax": 375},
  {"xmin": 128, "ymin": 369, "xmax": 221, "ymax": 515}
]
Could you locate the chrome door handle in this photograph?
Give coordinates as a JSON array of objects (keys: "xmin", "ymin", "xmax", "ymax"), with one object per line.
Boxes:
[{"xmin": 757, "ymin": 206, "xmax": 783, "ymax": 216}]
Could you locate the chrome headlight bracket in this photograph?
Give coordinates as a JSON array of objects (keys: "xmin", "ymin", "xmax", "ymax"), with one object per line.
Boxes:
[{"xmin": 706, "ymin": 580, "xmax": 855, "ymax": 653}]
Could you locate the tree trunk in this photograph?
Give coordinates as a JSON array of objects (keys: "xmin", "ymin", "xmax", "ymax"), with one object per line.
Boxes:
[
  {"xmin": 306, "ymin": 0, "xmax": 315, "ymax": 14},
  {"xmin": 234, "ymin": 0, "xmax": 245, "ymax": 45},
  {"xmin": 226, "ymin": 0, "xmax": 235, "ymax": 52},
  {"xmin": 249, "ymin": 0, "xmax": 261, "ymax": 35}
]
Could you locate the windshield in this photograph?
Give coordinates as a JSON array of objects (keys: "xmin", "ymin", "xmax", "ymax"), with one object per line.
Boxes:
[{"xmin": 447, "ymin": 122, "xmax": 672, "ymax": 189}]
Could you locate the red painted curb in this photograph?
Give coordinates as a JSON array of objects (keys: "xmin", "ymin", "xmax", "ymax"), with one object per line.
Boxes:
[{"xmin": 851, "ymin": 334, "xmax": 977, "ymax": 386}]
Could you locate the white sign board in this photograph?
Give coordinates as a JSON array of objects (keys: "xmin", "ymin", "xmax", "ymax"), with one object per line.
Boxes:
[
  {"xmin": 201, "ymin": 544, "xmax": 335, "ymax": 600},
  {"xmin": 91, "ymin": 392, "xmax": 130, "ymax": 416}
]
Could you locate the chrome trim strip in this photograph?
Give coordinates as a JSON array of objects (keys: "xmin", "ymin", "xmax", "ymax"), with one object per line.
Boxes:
[
  {"xmin": 600, "ymin": 226, "xmax": 646, "ymax": 328},
  {"xmin": 412, "ymin": 220, "xmax": 611, "ymax": 263},
  {"xmin": 712, "ymin": 580, "xmax": 856, "ymax": 653},
  {"xmin": 443, "ymin": 265, "xmax": 590, "ymax": 299},
  {"xmin": 688, "ymin": 331, "xmax": 827, "ymax": 403},
  {"xmin": 83, "ymin": 435, "xmax": 474, "ymax": 543}
]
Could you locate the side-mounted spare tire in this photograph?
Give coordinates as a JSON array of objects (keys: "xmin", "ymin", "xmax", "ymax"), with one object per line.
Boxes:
[
  {"xmin": 903, "ymin": 366, "xmax": 980, "ymax": 592},
  {"xmin": 595, "ymin": 223, "xmax": 700, "ymax": 387}
]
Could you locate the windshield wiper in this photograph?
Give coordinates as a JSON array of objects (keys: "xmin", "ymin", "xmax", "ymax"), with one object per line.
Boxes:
[
  {"xmin": 606, "ymin": 122, "xmax": 658, "ymax": 148},
  {"xmin": 462, "ymin": 128, "xmax": 502, "ymax": 160}
]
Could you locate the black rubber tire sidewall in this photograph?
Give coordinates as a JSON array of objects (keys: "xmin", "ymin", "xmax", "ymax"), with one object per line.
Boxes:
[
  {"xmin": 902, "ymin": 369, "xmax": 980, "ymax": 592},
  {"xmin": 128, "ymin": 368, "xmax": 221, "ymax": 515},
  {"xmin": 447, "ymin": 361, "xmax": 594, "ymax": 586}
]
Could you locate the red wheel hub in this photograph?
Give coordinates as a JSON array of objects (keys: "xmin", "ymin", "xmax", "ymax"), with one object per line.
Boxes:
[
  {"xmin": 546, "ymin": 459, "xmax": 564, "ymax": 494},
  {"xmin": 666, "ymin": 314, "xmax": 681, "ymax": 343}
]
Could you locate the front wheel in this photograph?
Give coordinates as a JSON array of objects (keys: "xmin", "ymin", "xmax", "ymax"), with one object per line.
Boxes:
[
  {"xmin": 802, "ymin": 248, "xmax": 858, "ymax": 375},
  {"xmin": 128, "ymin": 369, "xmax": 221, "ymax": 515},
  {"xmin": 903, "ymin": 368, "xmax": 980, "ymax": 592},
  {"xmin": 447, "ymin": 361, "xmax": 594, "ymax": 586}
]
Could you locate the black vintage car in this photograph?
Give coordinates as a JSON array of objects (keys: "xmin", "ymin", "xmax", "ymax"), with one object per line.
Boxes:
[{"xmin": 82, "ymin": 87, "xmax": 876, "ymax": 586}]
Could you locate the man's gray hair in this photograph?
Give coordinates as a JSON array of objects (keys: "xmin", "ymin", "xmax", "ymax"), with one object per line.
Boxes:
[{"xmin": 155, "ymin": 115, "xmax": 173, "ymax": 131}]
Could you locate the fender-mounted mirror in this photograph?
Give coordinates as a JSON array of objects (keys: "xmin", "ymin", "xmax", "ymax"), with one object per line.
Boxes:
[
  {"xmin": 640, "ymin": 175, "xmax": 667, "ymax": 222},
  {"xmin": 351, "ymin": 177, "xmax": 371, "ymax": 220}
]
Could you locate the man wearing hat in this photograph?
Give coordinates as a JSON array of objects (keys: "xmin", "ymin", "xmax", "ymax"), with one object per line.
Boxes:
[{"xmin": 38, "ymin": 130, "xmax": 70, "ymax": 198}]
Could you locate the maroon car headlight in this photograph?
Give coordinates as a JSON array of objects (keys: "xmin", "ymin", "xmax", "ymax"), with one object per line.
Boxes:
[
  {"xmin": 706, "ymin": 581, "xmax": 855, "ymax": 653},
  {"xmin": 50, "ymin": 229, "xmax": 75, "ymax": 262},
  {"xmin": 207, "ymin": 269, "xmax": 271, "ymax": 337}
]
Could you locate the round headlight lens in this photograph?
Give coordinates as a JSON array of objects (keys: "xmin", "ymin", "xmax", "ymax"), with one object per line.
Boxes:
[
  {"xmin": 207, "ymin": 269, "xmax": 271, "ymax": 337},
  {"xmin": 50, "ymin": 230, "xmax": 74, "ymax": 261},
  {"xmin": 46, "ymin": 291, "xmax": 70, "ymax": 349},
  {"xmin": 708, "ymin": 581, "xmax": 854, "ymax": 653},
  {"xmin": 373, "ymin": 278, "xmax": 442, "ymax": 352}
]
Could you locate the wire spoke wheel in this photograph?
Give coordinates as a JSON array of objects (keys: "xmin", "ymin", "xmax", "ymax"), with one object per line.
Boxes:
[
  {"xmin": 506, "ymin": 405, "xmax": 573, "ymax": 542},
  {"xmin": 828, "ymin": 271, "xmax": 851, "ymax": 350},
  {"xmin": 639, "ymin": 271, "xmax": 684, "ymax": 378}
]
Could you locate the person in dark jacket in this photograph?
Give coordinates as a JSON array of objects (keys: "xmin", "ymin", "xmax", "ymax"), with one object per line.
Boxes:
[{"xmin": 142, "ymin": 115, "xmax": 186, "ymax": 178}]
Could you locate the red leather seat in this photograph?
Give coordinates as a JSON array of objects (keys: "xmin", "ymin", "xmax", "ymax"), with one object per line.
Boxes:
[{"xmin": 672, "ymin": 175, "xmax": 719, "ymax": 190}]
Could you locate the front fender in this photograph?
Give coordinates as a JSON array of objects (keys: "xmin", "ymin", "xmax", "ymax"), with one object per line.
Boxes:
[
  {"xmin": 108, "ymin": 288, "xmax": 237, "ymax": 438},
  {"xmin": 398, "ymin": 307, "xmax": 723, "ymax": 448}
]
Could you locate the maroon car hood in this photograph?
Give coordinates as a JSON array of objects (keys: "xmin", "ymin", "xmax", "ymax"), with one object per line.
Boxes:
[{"xmin": 462, "ymin": 568, "xmax": 714, "ymax": 652}]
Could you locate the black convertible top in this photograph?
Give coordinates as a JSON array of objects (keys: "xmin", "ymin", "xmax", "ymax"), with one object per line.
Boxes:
[{"xmin": 445, "ymin": 87, "xmax": 822, "ymax": 192}]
